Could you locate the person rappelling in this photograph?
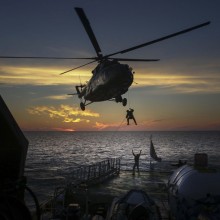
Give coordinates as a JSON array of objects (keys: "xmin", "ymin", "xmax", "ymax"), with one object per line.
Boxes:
[{"xmin": 126, "ymin": 108, "xmax": 137, "ymax": 125}]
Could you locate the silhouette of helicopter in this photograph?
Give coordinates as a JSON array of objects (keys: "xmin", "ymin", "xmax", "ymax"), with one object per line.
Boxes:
[{"xmin": 0, "ymin": 8, "xmax": 210, "ymax": 111}]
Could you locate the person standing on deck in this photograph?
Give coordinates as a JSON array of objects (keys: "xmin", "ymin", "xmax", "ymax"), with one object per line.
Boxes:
[{"xmin": 132, "ymin": 149, "xmax": 142, "ymax": 174}]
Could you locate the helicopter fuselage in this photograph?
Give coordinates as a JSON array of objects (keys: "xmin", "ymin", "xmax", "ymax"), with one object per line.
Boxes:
[{"xmin": 79, "ymin": 60, "xmax": 133, "ymax": 102}]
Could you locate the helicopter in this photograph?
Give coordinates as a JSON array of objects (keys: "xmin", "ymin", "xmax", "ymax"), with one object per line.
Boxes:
[{"xmin": 0, "ymin": 8, "xmax": 210, "ymax": 111}]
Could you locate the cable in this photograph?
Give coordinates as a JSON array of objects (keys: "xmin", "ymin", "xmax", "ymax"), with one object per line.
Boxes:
[
  {"xmin": 24, "ymin": 185, "xmax": 41, "ymax": 220},
  {"xmin": 128, "ymin": 90, "xmax": 131, "ymax": 108},
  {"xmin": 116, "ymin": 117, "xmax": 126, "ymax": 131},
  {"xmin": 0, "ymin": 195, "xmax": 32, "ymax": 220}
]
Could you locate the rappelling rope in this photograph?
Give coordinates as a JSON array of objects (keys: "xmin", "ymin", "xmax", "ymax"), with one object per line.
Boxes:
[
  {"xmin": 115, "ymin": 117, "xmax": 126, "ymax": 131},
  {"xmin": 127, "ymin": 89, "xmax": 131, "ymax": 108}
]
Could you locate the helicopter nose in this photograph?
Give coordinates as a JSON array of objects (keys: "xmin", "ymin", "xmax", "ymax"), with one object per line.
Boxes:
[{"xmin": 118, "ymin": 71, "xmax": 133, "ymax": 87}]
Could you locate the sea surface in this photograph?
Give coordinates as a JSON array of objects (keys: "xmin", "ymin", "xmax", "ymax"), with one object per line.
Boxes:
[{"xmin": 24, "ymin": 131, "xmax": 220, "ymax": 206}]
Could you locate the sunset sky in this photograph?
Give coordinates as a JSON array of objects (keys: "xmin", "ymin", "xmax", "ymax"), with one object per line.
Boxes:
[{"xmin": 0, "ymin": 0, "xmax": 220, "ymax": 131}]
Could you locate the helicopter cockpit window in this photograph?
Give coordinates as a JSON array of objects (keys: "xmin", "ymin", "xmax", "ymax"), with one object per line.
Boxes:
[
  {"xmin": 129, "ymin": 66, "xmax": 133, "ymax": 72},
  {"xmin": 92, "ymin": 64, "xmax": 101, "ymax": 75}
]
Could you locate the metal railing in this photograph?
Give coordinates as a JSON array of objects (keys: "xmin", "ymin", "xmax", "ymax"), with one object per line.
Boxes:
[{"xmin": 66, "ymin": 157, "xmax": 120, "ymax": 186}]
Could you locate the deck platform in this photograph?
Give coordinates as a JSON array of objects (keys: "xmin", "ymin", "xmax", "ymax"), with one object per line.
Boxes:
[{"xmin": 39, "ymin": 158, "xmax": 173, "ymax": 219}]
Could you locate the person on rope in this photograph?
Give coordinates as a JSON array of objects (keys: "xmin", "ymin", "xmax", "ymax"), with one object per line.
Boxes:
[
  {"xmin": 126, "ymin": 108, "xmax": 137, "ymax": 125},
  {"xmin": 132, "ymin": 149, "xmax": 142, "ymax": 174}
]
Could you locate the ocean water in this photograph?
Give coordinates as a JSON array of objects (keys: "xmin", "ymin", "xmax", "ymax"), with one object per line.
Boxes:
[{"xmin": 24, "ymin": 131, "xmax": 220, "ymax": 205}]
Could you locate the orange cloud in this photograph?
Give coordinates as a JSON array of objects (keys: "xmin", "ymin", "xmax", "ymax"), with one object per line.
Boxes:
[
  {"xmin": 27, "ymin": 104, "xmax": 100, "ymax": 123},
  {"xmin": 43, "ymin": 95, "xmax": 69, "ymax": 100},
  {"xmin": 135, "ymin": 71, "xmax": 220, "ymax": 94},
  {"xmin": 53, "ymin": 128, "xmax": 76, "ymax": 132},
  {"xmin": 0, "ymin": 65, "xmax": 91, "ymax": 85},
  {"xmin": 94, "ymin": 121, "xmax": 123, "ymax": 130},
  {"xmin": 94, "ymin": 122, "xmax": 110, "ymax": 130}
]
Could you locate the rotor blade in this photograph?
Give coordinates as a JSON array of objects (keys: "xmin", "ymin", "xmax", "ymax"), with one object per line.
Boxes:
[
  {"xmin": 0, "ymin": 56, "xmax": 96, "ymax": 60},
  {"xmin": 105, "ymin": 21, "xmax": 210, "ymax": 58},
  {"xmin": 60, "ymin": 60, "xmax": 96, "ymax": 75},
  {"xmin": 75, "ymin": 7, "xmax": 102, "ymax": 59},
  {"xmin": 67, "ymin": 93, "xmax": 78, "ymax": 96},
  {"xmin": 110, "ymin": 58, "xmax": 160, "ymax": 62}
]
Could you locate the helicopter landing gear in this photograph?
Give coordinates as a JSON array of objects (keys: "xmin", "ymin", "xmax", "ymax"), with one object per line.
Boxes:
[
  {"xmin": 115, "ymin": 96, "xmax": 122, "ymax": 103},
  {"xmin": 115, "ymin": 96, "xmax": 127, "ymax": 107},
  {"xmin": 122, "ymin": 98, "xmax": 127, "ymax": 106},
  {"xmin": 76, "ymin": 85, "xmax": 86, "ymax": 98},
  {"xmin": 79, "ymin": 100, "xmax": 93, "ymax": 111},
  {"xmin": 80, "ymin": 102, "xmax": 85, "ymax": 111}
]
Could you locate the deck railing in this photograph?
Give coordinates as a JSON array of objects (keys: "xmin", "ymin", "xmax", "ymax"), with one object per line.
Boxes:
[{"xmin": 66, "ymin": 157, "xmax": 120, "ymax": 186}]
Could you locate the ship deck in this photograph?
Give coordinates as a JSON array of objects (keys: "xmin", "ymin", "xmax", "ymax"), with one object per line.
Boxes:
[
  {"xmin": 54, "ymin": 169, "xmax": 171, "ymax": 219},
  {"xmin": 90, "ymin": 169, "xmax": 170, "ymax": 218}
]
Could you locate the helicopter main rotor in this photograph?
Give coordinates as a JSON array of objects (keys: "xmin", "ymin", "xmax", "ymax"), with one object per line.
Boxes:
[
  {"xmin": 0, "ymin": 7, "xmax": 210, "ymax": 75},
  {"xmin": 75, "ymin": 7, "xmax": 103, "ymax": 60}
]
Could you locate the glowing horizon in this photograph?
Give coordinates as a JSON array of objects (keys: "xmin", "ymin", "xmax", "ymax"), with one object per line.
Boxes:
[{"xmin": 0, "ymin": 1, "xmax": 220, "ymax": 131}]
